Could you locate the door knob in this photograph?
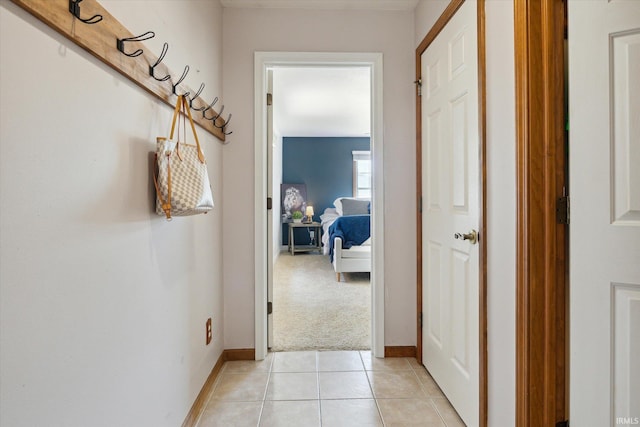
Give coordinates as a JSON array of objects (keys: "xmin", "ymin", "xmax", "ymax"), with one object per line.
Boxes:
[{"xmin": 454, "ymin": 229, "xmax": 478, "ymax": 244}]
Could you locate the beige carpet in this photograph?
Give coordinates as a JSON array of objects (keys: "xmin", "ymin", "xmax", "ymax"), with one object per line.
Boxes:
[{"xmin": 272, "ymin": 252, "xmax": 371, "ymax": 352}]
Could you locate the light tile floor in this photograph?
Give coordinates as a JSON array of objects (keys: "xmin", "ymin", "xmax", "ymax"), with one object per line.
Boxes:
[{"xmin": 196, "ymin": 351, "xmax": 466, "ymax": 427}]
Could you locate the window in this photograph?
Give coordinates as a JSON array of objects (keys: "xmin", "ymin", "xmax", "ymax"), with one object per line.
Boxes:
[{"xmin": 352, "ymin": 151, "xmax": 371, "ymax": 199}]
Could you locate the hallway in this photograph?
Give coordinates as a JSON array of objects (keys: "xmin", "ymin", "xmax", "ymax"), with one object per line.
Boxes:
[{"xmin": 196, "ymin": 351, "xmax": 464, "ymax": 426}]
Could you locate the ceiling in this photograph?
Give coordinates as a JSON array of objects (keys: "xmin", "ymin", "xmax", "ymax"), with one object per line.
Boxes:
[
  {"xmin": 272, "ymin": 67, "xmax": 371, "ymax": 137},
  {"xmin": 220, "ymin": 0, "xmax": 419, "ymax": 11}
]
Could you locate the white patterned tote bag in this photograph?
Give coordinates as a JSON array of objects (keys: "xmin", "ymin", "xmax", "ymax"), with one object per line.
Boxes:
[{"xmin": 154, "ymin": 95, "xmax": 214, "ymax": 220}]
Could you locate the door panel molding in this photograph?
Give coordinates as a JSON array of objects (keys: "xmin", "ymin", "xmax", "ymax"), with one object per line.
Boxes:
[
  {"xmin": 514, "ymin": 0, "xmax": 567, "ymax": 425},
  {"xmin": 415, "ymin": 1, "xmax": 487, "ymax": 425}
]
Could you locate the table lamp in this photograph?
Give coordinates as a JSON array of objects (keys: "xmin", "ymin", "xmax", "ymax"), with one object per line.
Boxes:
[{"xmin": 304, "ymin": 205, "xmax": 314, "ymax": 223}]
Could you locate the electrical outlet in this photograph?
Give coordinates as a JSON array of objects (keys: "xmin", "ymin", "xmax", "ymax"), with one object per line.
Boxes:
[{"xmin": 206, "ymin": 318, "xmax": 212, "ymax": 345}]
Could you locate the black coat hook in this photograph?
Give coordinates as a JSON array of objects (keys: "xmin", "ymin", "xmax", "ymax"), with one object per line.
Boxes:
[
  {"xmin": 209, "ymin": 105, "xmax": 226, "ymax": 125},
  {"xmin": 171, "ymin": 65, "xmax": 190, "ymax": 96},
  {"xmin": 195, "ymin": 96, "xmax": 217, "ymax": 113},
  {"xmin": 202, "ymin": 99, "xmax": 221, "ymax": 120},
  {"xmin": 69, "ymin": 0, "xmax": 103, "ymax": 24},
  {"xmin": 117, "ymin": 31, "xmax": 155, "ymax": 58},
  {"xmin": 222, "ymin": 114, "xmax": 233, "ymax": 135},
  {"xmin": 188, "ymin": 83, "xmax": 205, "ymax": 108},
  {"xmin": 149, "ymin": 42, "xmax": 170, "ymax": 82},
  {"xmin": 208, "ymin": 104, "xmax": 232, "ymax": 135},
  {"xmin": 213, "ymin": 112, "xmax": 231, "ymax": 129}
]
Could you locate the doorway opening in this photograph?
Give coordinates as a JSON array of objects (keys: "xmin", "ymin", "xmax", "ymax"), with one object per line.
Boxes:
[
  {"xmin": 254, "ymin": 52, "xmax": 385, "ymax": 361},
  {"xmin": 270, "ymin": 66, "xmax": 372, "ymax": 352}
]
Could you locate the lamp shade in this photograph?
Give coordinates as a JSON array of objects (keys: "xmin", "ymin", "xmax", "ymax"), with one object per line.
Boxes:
[{"xmin": 305, "ymin": 206, "xmax": 314, "ymax": 217}]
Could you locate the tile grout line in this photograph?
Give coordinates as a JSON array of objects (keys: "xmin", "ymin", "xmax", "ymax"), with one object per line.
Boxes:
[
  {"xmin": 256, "ymin": 353, "xmax": 275, "ymax": 427},
  {"xmin": 410, "ymin": 361, "xmax": 449, "ymax": 426},
  {"xmin": 208, "ymin": 352, "xmax": 453, "ymax": 427},
  {"xmin": 316, "ymin": 351, "xmax": 323, "ymax": 426},
  {"xmin": 361, "ymin": 350, "xmax": 387, "ymax": 426},
  {"xmin": 194, "ymin": 360, "xmax": 231, "ymax": 427}
]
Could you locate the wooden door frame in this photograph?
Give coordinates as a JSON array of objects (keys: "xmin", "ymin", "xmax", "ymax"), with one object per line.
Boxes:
[
  {"xmin": 415, "ymin": 1, "xmax": 488, "ymax": 426},
  {"xmin": 514, "ymin": 0, "xmax": 568, "ymax": 426}
]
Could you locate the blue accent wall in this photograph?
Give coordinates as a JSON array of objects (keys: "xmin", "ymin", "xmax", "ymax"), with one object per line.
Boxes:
[{"xmin": 282, "ymin": 137, "xmax": 370, "ymax": 245}]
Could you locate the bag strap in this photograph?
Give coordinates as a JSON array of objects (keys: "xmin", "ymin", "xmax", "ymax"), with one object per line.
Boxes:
[
  {"xmin": 168, "ymin": 95, "xmax": 182, "ymax": 141},
  {"xmin": 181, "ymin": 95, "xmax": 206, "ymax": 163},
  {"xmin": 168, "ymin": 95, "xmax": 205, "ymax": 164}
]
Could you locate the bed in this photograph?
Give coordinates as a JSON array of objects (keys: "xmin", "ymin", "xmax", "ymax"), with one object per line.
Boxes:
[{"xmin": 320, "ymin": 198, "xmax": 371, "ymax": 282}]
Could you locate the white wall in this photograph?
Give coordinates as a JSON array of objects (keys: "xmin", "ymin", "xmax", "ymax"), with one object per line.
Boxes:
[
  {"xmin": 0, "ymin": 1, "xmax": 224, "ymax": 426},
  {"xmin": 221, "ymin": 7, "xmax": 417, "ymax": 349},
  {"xmin": 415, "ymin": 0, "xmax": 450, "ymax": 45},
  {"xmin": 415, "ymin": 0, "xmax": 516, "ymax": 425}
]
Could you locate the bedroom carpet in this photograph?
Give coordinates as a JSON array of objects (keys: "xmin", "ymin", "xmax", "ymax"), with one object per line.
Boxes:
[{"xmin": 272, "ymin": 252, "xmax": 371, "ymax": 352}]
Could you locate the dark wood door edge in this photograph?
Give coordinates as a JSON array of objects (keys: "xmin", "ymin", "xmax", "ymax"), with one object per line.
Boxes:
[
  {"xmin": 514, "ymin": 0, "xmax": 568, "ymax": 425},
  {"xmin": 476, "ymin": 2, "xmax": 488, "ymax": 425}
]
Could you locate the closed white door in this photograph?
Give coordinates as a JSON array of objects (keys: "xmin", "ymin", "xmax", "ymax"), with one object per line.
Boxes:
[
  {"xmin": 569, "ymin": 1, "xmax": 640, "ymax": 425},
  {"xmin": 421, "ymin": 1, "xmax": 480, "ymax": 425}
]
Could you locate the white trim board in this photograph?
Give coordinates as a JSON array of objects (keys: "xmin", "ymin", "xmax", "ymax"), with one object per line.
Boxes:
[{"xmin": 254, "ymin": 51, "xmax": 385, "ymax": 360}]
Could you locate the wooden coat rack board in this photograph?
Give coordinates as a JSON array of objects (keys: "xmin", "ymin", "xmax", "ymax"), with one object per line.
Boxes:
[{"xmin": 10, "ymin": 0, "xmax": 229, "ymax": 142}]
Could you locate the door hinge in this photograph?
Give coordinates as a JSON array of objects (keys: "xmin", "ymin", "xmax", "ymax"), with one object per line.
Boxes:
[
  {"xmin": 419, "ymin": 312, "xmax": 423, "ymax": 328},
  {"xmin": 419, "ymin": 196, "xmax": 423, "ymax": 213},
  {"xmin": 267, "ymin": 93, "xmax": 273, "ymax": 106},
  {"xmin": 267, "ymin": 301, "xmax": 273, "ymax": 315},
  {"xmin": 556, "ymin": 420, "xmax": 569, "ymax": 427},
  {"xmin": 557, "ymin": 195, "xmax": 570, "ymax": 224},
  {"xmin": 267, "ymin": 197, "xmax": 273, "ymax": 210},
  {"xmin": 414, "ymin": 79, "xmax": 422, "ymax": 97}
]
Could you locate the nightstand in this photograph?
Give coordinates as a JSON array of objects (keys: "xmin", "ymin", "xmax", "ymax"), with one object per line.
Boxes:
[{"xmin": 287, "ymin": 222, "xmax": 322, "ymax": 255}]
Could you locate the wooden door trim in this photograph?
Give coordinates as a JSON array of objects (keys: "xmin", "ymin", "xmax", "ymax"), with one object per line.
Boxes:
[
  {"xmin": 415, "ymin": 1, "xmax": 487, "ymax": 426},
  {"xmin": 514, "ymin": 0, "xmax": 567, "ymax": 426},
  {"xmin": 477, "ymin": 4, "xmax": 488, "ymax": 425}
]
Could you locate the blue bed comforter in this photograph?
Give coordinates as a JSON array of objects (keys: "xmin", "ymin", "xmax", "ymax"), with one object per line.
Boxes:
[{"xmin": 328, "ymin": 215, "xmax": 371, "ymax": 262}]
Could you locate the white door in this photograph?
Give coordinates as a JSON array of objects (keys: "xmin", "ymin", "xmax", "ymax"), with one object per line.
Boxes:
[
  {"xmin": 569, "ymin": 1, "xmax": 640, "ymax": 425},
  {"xmin": 421, "ymin": 1, "xmax": 479, "ymax": 425}
]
